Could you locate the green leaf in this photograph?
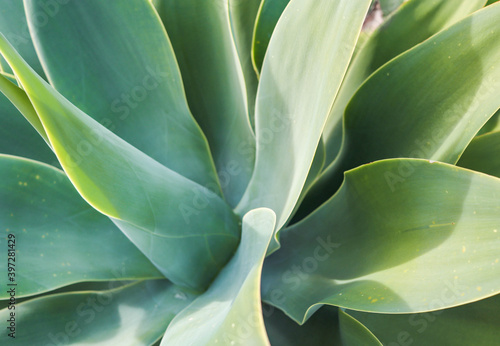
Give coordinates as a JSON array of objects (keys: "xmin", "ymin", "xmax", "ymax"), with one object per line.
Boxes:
[
  {"xmin": 338, "ymin": 309, "xmax": 382, "ymax": 346},
  {"xmin": 162, "ymin": 208, "xmax": 276, "ymax": 345},
  {"xmin": 458, "ymin": 131, "xmax": 500, "ymax": 178},
  {"xmin": 153, "ymin": 0, "xmax": 256, "ymax": 206},
  {"xmin": 264, "ymin": 305, "xmax": 342, "ymax": 345},
  {"xmin": 0, "ymin": 154, "xmax": 162, "ymax": 299},
  {"xmin": 24, "ymin": 0, "xmax": 221, "ymax": 191},
  {"xmin": 0, "ymin": 1, "xmax": 45, "ymax": 79},
  {"xmin": 0, "ymin": 90, "xmax": 57, "ymax": 165},
  {"xmin": 349, "ymin": 294, "xmax": 500, "ymax": 345},
  {"xmin": 477, "ymin": 108, "xmax": 500, "ymax": 135},
  {"xmin": 0, "ymin": 280, "xmax": 198, "ymax": 345},
  {"xmin": 0, "ymin": 74, "xmax": 48, "ymax": 144},
  {"xmin": 0, "ymin": 281, "xmax": 132, "ymax": 311},
  {"xmin": 287, "ymin": 139, "xmax": 326, "ymax": 226},
  {"xmin": 379, "ymin": 0, "xmax": 404, "ymax": 16},
  {"xmin": 236, "ymin": 0, "xmax": 372, "ymax": 239},
  {"xmin": 251, "ymin": 0, "xmax": 290, "ymax": 74},
  {"xmin": 264, "ymin": 305, "xmax": 382, "ymax": 345},
  {"xmin": 304, "ymin": 3, "xmax": 500, "ymax": 215},
  {"xmin": 323, "ymin": 0, "xmax": 486, "ymax": 166},
  {"xmin": 262, "ymin": 159, "xmax": 500, "ymax": 323},
  {"xmin": 228, "ymin": 0, "xmax": 262, "ymax": 126},
  {"xmin": 0, "ymin": 34, "xmax": 240, "ymax": 291}
]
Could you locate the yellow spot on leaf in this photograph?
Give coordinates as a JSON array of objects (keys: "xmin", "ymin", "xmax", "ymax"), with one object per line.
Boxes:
[
  {"xmin": 371, "ymin": 299, "xmax": 378, "ymax": 303},
  {"xmin": 477, "ymin": 286, "xmax": 482, "ymax": 292},
  {"xmin": 35, "ymin": 175, "xmax": 40, "ymax": 180},
  {"xmin": 462, "ymin": 246, "xmax": 466, "ymax": 253},
  {"xmin": 53, "ymin": 274, "xmax": 57, "ymax": 277}
]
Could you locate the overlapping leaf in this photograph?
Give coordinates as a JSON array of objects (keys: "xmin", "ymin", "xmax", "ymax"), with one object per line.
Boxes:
[
  {"xmin": 477, "ymin": 108, "xmax": 500, "ymax": 135},
  {"xmin": 458, "ymin": 131, "xmax": 500, "ymax": 178},
  {"xmin": 228, "ymin": 0, "xmax": 262, "ymax": 124},
  {"xmin": 263, "ymin": 159, "xmax": 500, "ymax": 323},
  {"xmin": 0, "ymin": 34, "xmax": 240, "ymax": 291},
  {"xmin": 154, "ymin": 0, "xmax": 256, "ymax": 206},
  {"xmin": 0, "ymin": 74, "xmax": 48, "ymax": 143},
  {"xmin": 349, "ymin": 294, "xmax": 500, "ymax": 345},
  {"xmin": 251, "ymin": 0, "xmax": 290, "ymax": 74},
  {"xmin": 322, "ymin": 0, "xmax": 486, "ymax": 165},
  {"xmin": 0, "ymin": 86, "xmax": 56, "ymax": 165},
  {"xmin": 303, "ymin": 3, "xmax": 500, "ymax": 214},
  {"xmin": 379, "ymin": 0, "xmax": 405, "ymax": 16},
  {"xmin": 0, "ymin": 1, "xmax": 45, "ymax": 78},
  {"xmin": 263, "ymin": 306, "xmax": 341, "ymax": 345},
  {"xmin": 0, "ymin": 280, "xmax": 197, "ymax": 345},
  {"xmin": 24, "ymin": 0, "xmax": 221, "ymax": 191},
  {"xmin": 236, "ymin": 0, "xmax": 372, "ymax": 241},
  {"xmin": 264, "ymin": 305, "xmax": 382, "ymax": 345},
  {"xmin": 0, "ymin": 155, "xmax": 162, "ymax": 299},
  {"xmin": 338, "ymin": 310, "xmax": 382, "ymax": 346},
  {"xmin": 162, "ymin": 208, "xmax": 275, "ymax": 345}
]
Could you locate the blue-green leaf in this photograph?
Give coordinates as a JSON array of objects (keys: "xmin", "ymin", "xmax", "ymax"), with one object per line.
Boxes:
[
  {"xmin": 0, "ymin": 280, "xmax": 197, "ymax": 345},
  {"xmin": 0, "ymin": 34, "xmax": 240, "ymax": 291},
  {"xmin": 303, "ymin": 3, "xmax": 500, "ymax": 215},
  {"xmin": 236, "ymin": 0, "xmax": 372, "ymax": 243},
  {"xmin": 162, "ymin": 208, "xmax": 276, "ymax": 345},
  {"xmin": 154, "ymin": 0, "xmax": 256, "ymax": 206},
  {"xmin": 0, "ymin": 154, "xmax": 162, "ymax": 299},
  {"xmin": 0, "ymin": 1, "xmax": 45, "ymax": 79},
  {"xmin": 25, "ymin": 0, "xmax": 221, "ymax": 191},
  {"xmin": 263, "ymin": 159, "xmax": 500, "ymax": 322}
]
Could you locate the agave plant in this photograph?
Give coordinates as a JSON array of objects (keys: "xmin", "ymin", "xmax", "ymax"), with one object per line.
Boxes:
[{"xmin": 1, "ymin": 0, "xmax": 500, "ymax": 344}]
